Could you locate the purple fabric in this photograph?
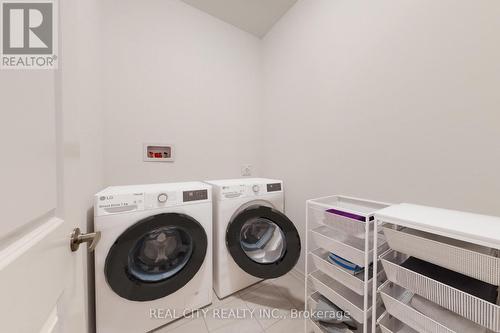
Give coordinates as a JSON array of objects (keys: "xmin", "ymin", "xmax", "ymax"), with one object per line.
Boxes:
[{"xmin": 326, "ymin": 208, "xmax": 366, "ymax": 222}]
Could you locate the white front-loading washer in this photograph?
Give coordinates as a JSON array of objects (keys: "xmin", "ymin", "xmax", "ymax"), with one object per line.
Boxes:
[
  {"xmin": 94, "ymin": 182, "xmax": 212, "ymax": 333},
  {"xmin": 205, "ymin": 178, "xmax": 301, "ymax": 299}
]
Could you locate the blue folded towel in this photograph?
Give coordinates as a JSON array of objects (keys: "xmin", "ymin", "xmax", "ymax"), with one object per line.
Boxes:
[{"xmin": 327, "ymin": 253, "xmax": 364, "ymax": 275}]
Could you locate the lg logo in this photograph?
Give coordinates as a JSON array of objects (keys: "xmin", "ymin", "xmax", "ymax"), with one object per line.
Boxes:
[{"xmin": 1, "ymin": 0, "xmax": 57, "ymax": 69}]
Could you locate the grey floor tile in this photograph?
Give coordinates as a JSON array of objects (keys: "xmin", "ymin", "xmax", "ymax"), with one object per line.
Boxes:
[
  {"xmin": 264, "ymin": 318, "xmax": 306, "ymax": 333},
  {"xmin": 152, "ymin": 315, "xmax": 194, "ymax": 332},
  {"xmin": 203, "ymin": 298, "xmax": 250, "ymax": 332},
  {"xmin": 244, "ymin": 292, "xmax": 295, "ymax": 329},
  {"xmin": 211, "ymin": 290, "xmax": 246, "ymax": 307},
  {"xmin": 156, "ymin": 277, "xmax": 306, "ymax": 333},
  {"xmin": 270, "ymin": 273, "xmax": 306, "ymax": 309},
  {"xmin": 210, "ymin": 317, "xmax": 263, "ymax": 333},
  {"xmin": 159, "ymin": 317, "xmax": 208, "ymax": 333},
  {"xmin": 237, "ymin": 279, "xmax": 274, "ymax": 297}
]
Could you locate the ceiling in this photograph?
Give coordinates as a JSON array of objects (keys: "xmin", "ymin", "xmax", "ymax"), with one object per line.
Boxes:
[{"xmin": 181, "ymin": 0, "xmax": 298, "ymax": 38}]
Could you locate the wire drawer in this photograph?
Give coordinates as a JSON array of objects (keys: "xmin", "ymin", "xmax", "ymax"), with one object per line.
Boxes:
[
  {"xmin": 309, "ymin": 248, "xmax": 385, "ymax": 295},
  {"xmin": 377, "ymin": 311, "xmax": 418, "ymax": 333},
  {"xmin": 307, "ymin": 291, "xmax": 322, "ymax": 311},
  {"xmin": 307, "ymin": 318, "xmax": 326, "ymax": 333},
  {"xmin": 310, "ymin": 225, "xmax": 388, "ymax": 267},
  {"xmin": 307, "ymin": 292, "xmax": 366, "ymax": 333},
  {"xmin": 383, "ymin": 226, "xmax": 500, "ymax": 285},
  {"xmin": 307, "ymin": 318, "xmax": 360, "ymax": 333},
  {"xmin": 380, "ymin": 250, "xmax": 500, "ymax": 332},
  {"xmin": 308, "ymin": 270, "xmax": 372, "ymax": 323},
  {"xmin": 308, "ymin": 195, "xmax": 390, "ymax": 237},
  {"xmin": 378, "ymin": 281, "xmax": 456, "ymax": 333}
]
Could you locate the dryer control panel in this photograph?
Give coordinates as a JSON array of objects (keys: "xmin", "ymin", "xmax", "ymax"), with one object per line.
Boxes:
[
  {"xmin": 219, "ymin": 181, "xmax": 283, "ymax": 200},
  {"xmin": 221, "ymin": 185, "xmax": 246, "ymax": 199}
]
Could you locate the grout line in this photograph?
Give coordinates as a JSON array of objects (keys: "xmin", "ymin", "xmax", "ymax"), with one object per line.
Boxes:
[
  {"xmin": 263, "ymin": 318, "xmax": 281, "ymax": 332},
  {"xmin": 158, "ymin": 315, "xmax": 194, "ymax": 332},
  {"xmin": 253, "ymin": 313, "xmax": 266, "ymax": 333},
  {"xmin": 201, "ymin": 312, "xmax": 210, "ymax": 333},
  {"xmin": 205, "ymin": 297, "xmax": 254, "ymax": 332}
]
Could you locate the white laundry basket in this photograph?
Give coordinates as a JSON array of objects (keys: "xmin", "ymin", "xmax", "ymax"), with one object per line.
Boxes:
[
  {"xmin": 378, "ymin": 281, "xmax": 456, "ymax": 333},
  {"xmin": 383, "ymin": 226, "xmax": 500, "ymax": 285},
  {"xmin": 309, "ymin": 248, "xmax": 385, "ymax": 295},
  {"xmin": 377, "ymin": 311, "xmax": 418, "ymax": 333},
  {"xmin": 380, "ymin": 250, "xmax": 500, "ymax": 332}
]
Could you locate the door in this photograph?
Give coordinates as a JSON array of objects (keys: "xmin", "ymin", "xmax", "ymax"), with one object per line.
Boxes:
[
  {"xmin": 0, "ymin": 1, "xmax": 90, "ymax": 332},
  {"xmin": 226, "ymin": 204, "xmax": 301, "ymax": 279},
  {"xmin": 104, "ymin": 213, "xmax": 208, "ymax": 302}
]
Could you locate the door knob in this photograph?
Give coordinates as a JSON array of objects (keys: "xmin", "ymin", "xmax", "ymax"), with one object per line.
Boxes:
[{"xmin": 70, "ymin": 228, "xmax": 101, "ymax": 252}]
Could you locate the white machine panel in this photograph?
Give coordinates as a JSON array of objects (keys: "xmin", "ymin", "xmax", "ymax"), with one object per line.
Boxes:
[
  {"xmin": 220, "ymin": 185, "xmax": 247, "ymax": 199},
  {"xmin": 215, "ymin": 179, "xmax": 283, "ymax": 200},
  {"xmin": 95, "ymin": 193, "xmax": 145, "ymax": 216},
  {"xmin": 95, "ymin": 182, "xmax": 211, "ymax": 216},
  {"xmin": 93, "ymin": 181, "xmax": 213, "ymax": 333}
]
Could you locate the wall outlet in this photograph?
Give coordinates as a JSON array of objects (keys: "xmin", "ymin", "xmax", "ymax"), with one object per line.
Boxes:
[{"xmin": 241, "ymin": 164, "xmax": 252, "ymax": 177}]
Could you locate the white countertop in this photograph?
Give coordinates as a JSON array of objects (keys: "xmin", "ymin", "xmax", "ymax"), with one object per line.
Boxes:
[{"xmin": 375, "ymin": 203, "xmax": 500, "ymax": 249}]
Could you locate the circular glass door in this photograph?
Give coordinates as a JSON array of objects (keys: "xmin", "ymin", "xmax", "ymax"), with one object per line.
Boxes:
[
  {"xmin": 128, "ymin": 226, "xmax": 193, "ymax": 282},
  {"xmin": 240, "ymin": 218, "xmax": 286, "ymax": 264},
  {"xmin": 226, "ymin": 205, "xmax": 301, "ymax": 279},
  {"xmin": 105, "ymin": 213, "xmax": 207, "ymax": 302}
]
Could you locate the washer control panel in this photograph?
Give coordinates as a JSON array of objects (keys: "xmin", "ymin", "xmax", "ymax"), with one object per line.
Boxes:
[
  {"xmin": 95, "ymin": 185, "xmax": 211, "ymax": 216},
  {"xmin": 144, "ymin": 191, "xmax": 178, "ymax": 209},
  {"xmin": 183, "ymin": 189, "xmax": 208, "ymax": 202},
  {"xmin": 96, "ymin": 193, "xmax": 145, "ymax": 216},
  {"xmin": 157, "ymin": 193, "xmax": 168, "ymax": 203}
]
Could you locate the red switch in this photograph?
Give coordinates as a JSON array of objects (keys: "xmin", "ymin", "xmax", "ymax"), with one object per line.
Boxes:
[{"xmin": 154, "ymin": 153, "xmax": 162, "ymax": 158}]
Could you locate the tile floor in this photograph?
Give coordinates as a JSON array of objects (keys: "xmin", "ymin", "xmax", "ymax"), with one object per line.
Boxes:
[{"xmin": 155, "ymin": 272, "xmax": 306, "ymax": 333}]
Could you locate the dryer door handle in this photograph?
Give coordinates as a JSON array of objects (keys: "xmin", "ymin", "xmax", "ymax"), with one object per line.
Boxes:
[{"xmin": 70, "ymin": 228, "xmax": 101, "ymax": 252}]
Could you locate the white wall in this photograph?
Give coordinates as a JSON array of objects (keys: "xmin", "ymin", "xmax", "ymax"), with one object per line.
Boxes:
[
  {"xmin": 102, "ymin": 0, "xmax": 262, "ymax": 186},
  {"xmin": 100, "ymin": 0, "xmax": 500, "ymax": 276},
  {"xmin": 262, "ymin": 0, "xmax": 500, "ymax": 272}
]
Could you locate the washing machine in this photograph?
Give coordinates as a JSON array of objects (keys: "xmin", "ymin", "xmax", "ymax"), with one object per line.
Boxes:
[
  {"xmin": 94, "ymin": 182, "xmax": 212, "ymax": 333},
  {"xmin": 205, "ymin": 178, "xmax": 301, "ymax": 299}
]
